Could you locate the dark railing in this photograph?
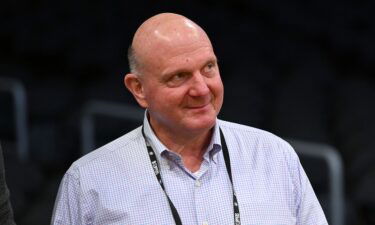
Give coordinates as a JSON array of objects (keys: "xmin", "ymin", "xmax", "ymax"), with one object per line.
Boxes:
[
  {"xmin": 288, "ymin": 139, "xmax": 345, "ymax": 225},
  {"xmin": 80, "ymin": 100, "xmax": 144, "ymax": 155},
  {"xmin": 0, "ymin": 77, "xmax": 29, "ymax": 161}
]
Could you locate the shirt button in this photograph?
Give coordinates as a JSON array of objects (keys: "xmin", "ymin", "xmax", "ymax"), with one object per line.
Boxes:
[
  {"xmin": 162, "ymin": 161, "xmax": 170, "ymax": 170},
  {"xmin": 195, "ymin": 179, "xmax": 201, "ymax": 187},
  {"xmin": 202, "ymin": 222, "xmax": 208, "ymax": 225}
]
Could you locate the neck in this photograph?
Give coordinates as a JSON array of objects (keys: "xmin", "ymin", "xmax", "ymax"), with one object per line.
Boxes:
[{"xmin": 149, "ymin": 117, "xmax": 214, "ymax": 172}]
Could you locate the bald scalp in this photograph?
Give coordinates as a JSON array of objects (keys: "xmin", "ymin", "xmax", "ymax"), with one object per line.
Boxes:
[{"xmin": 128, "ymin": 13, "xmax": 212, "ymax": 75}]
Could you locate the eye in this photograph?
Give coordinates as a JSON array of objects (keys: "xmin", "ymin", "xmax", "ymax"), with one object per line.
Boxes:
[
  {"xmin": 202, "ymin": 62, "xmax": 216, "ymax": 77},
  {"xmin": 203, "ymin": 62, "xmax": 216, "ymax": 73},
  {"xmin": 205, "ymin": 63, "xmax": 214, "ymax": 71},
  {"xmin": 166, "ymin": 73, "xmax": 189, "ymax": 87}
]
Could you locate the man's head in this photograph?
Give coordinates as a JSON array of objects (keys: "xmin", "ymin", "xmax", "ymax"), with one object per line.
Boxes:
[{"xmin": 124, "ymin": 13, "xmax": 224, "ymax": 137}]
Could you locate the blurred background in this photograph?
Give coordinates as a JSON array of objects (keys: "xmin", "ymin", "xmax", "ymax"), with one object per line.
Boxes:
[{"xmin": 0, "ymin": 0, "xmax": 375, "ymax": 224}]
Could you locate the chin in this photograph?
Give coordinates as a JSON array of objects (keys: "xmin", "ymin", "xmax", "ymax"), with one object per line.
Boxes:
[{"xmin": 185, "ymin": 116, "xmax": 216, "ymax": 132}]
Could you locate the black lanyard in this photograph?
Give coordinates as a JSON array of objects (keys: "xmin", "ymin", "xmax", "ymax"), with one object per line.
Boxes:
[{"xmin": 142, "ymin": 126, "xmax": 241, "ymax": 225}]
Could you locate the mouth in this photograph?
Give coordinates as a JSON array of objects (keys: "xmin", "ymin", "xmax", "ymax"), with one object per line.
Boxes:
[
  {"xmin": 188, "ymin": 103, "xmax": 209, "ymax": 109},
  {"xmin": 186, "ymin": 102, "xmax": 212, "ymax": 112},
  {"xmin": 185, "ymin": 95, "xmax": 213, "ymax": 110}
]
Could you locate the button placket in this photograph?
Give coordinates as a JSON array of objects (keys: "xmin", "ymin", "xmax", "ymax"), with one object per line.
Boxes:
[
  {"xmin": 195, "ymin": 179, "xmax": 202, "ymax": 187},
  {"xmin": 194, "ymin": 168, "xmax": 211, "ymax": 225}
]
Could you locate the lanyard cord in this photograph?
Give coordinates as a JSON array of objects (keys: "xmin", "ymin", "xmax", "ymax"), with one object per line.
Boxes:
[
  {"xmin": 142, "ymin": 127, "xmax": 241, "ymax": 225},
  {"xmin": 220, "ymin": 129, "xmax": 241, "ymax": 225}
]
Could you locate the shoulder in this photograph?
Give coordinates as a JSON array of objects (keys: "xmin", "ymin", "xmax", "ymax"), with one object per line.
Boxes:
[
  {"xmin": 66, "ymin": 126, "xmax": 145, "ymax": 177},
  {"xmin": 218, "ymin": 119, "xmax": 302, "ymax": 192},
  {"xmin": 218, "ymin": 119, "xmax": 292, "ymax": 148},
  {"xmin": 217, "ymin": 119, "xmax": 298, "ymax": 163}
]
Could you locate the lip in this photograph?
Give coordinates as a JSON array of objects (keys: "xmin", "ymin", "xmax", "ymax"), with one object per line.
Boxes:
[{"xmin": 186, "ymin": 103, "xmax": 210, "ymax": 110}]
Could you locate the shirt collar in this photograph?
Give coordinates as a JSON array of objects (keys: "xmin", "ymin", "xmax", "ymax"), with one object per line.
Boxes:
[
  {"xmin": 204, "ymin": 122, "xmax": 222, "ymax": 164},
  {"xmin": 142, "ymin": 111, "xmax": 169, "ymax": 157},
  {"xmin": 142, "ymin": 111, "xmax": 222, "ymax": 164}
]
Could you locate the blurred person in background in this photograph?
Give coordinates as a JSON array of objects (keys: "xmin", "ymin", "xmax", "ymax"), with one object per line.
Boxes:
[{"xmin": 0, "ymin": 143, "xmax": 16, "ymax": 225}]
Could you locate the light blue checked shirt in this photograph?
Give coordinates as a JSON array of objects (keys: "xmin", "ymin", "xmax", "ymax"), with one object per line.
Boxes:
[{"xmin": 51, "ymin": 116, "xmax": 327, "ymax": 225}]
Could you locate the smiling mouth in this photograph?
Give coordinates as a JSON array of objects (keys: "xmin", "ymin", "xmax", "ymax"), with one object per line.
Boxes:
[
  {"xmin": 186, "ymin": 96, "xmax": 213, "ymax": 109},
  {"xmin": 187, "ymin": 103, "xmax": 210, "ymax": 109}
]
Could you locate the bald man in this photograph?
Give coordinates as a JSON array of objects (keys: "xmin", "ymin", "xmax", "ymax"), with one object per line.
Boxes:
[{"xmin": 51, "ymin": 13, "xmax": 327, "ymax": 225}]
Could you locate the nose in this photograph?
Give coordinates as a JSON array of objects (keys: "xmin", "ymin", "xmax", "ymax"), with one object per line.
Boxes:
[{"xmin": 188, "ymin": 72, "xmax": 210, "ymax": 97}]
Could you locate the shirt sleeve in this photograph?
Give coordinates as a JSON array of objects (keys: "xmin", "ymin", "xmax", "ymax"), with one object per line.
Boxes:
[
  {"xmin": 51, "ymin": 170, "xmax": 84, "ymax": 225},
  {"xmin": 292, "ymin": 150, "xmax": 329, "ymax": 225}
]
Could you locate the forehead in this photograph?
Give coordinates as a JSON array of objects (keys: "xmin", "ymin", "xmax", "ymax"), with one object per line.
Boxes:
[
  {"xmin": 164, "ymin": 45, "xmax": 216, "ymax": 70},
  {"xmin": 145, "ymin": 40, "xmax": 216, "ymax": 76},
  {"xmin": 133, "ymin": 16, "xmax": 215, "ymax": 75}
]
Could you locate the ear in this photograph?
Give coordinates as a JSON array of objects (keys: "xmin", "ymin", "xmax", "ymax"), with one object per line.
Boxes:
[{"xmin": 124, "ymin": 73, "xmax": 148, "ymax": 108}]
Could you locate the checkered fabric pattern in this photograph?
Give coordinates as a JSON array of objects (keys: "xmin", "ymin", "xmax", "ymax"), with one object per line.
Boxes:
[{"xmin": 51, "ymin": 116, "xmax": 327, "ymax": 225}]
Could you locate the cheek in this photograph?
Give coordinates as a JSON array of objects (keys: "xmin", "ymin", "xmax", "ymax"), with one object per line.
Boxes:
[
  {"xmin": 212, "ymin": 78, "xmax": 224, "ymax": 97},
  {"xmin": 211, "ymin": 79, "xmax": 224, "ymax": 110},
  {"xmin": 151, "ymin": 89, "xmax": 186, "ymax": 109}
]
